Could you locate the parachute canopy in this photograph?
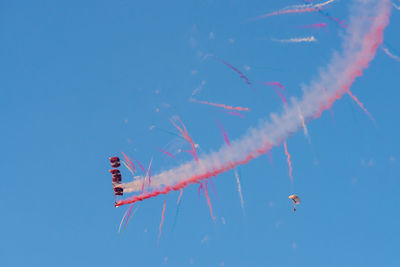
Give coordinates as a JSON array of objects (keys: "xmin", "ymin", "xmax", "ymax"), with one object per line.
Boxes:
[
  {"xmin": 288, "ymin": 194, "xmax": 301, "ymax": 205},
  {"xmin": 110, "ymin": 156, "xmax": 123, "ymax": 196}
]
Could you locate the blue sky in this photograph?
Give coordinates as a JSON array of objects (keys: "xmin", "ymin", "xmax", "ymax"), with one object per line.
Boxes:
[{"xmin": 1, "ymin": 1, "xmax": 399, "ymax": 266}]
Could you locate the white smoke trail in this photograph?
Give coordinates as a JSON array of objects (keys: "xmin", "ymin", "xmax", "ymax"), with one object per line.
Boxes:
[
  {"xmin": 382, "ymin": 45, "xmax": 400, "ymax": 62},
  {"xmin": 393, "ymin": 3, "xmax": 400, "ymax": 10},
  {"xmin": 298, "ymin": 111, "xmax": 311, "ymax": 142},
  {"xmin": 314, "ymin": 0, "xmax": 337, "ymax": 8},
  {"xmin": 252, "ymin": 0, "xmax": 338, "ymax": 20},
  {"xmin": 120, "ymin": 0, "xmax": 391, "ymax": 196},
  {"xmin": 234, "ymin": 169, "xmax": 245, "ymax": 215},
  {"xmin": 272, "ymin": 36, "xmax": 317, "ymax": 43}
]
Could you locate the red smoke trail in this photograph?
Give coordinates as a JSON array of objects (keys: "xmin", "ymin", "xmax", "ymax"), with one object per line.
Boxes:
[
  {"xmin": 158, "ymin": 199, "xmax": 167, "ymax": 243},
  {"xmin": 213, "ymin": 57, "xmax": 253, "ymax": 87},
  {"xmin": 122, "ymin": 204, "xmax": 134, "ymax": 232},
  {"xmin": 347, "ymin": 90, "xmax": 375, "ymax": 121},
  {"xmin": 170, "ymin": 118, "xmax": 199, "ymax": 162},
  {"xmin": 222, "ymin": 110, "xmax": 245, "ymax": 119},
  {"xmin": 217, "ymin": 121, "xmax": 231, "ymax": 147},
  {"xmin": 204, "ymin": 184, "xmax": 215, "ymax": 222},
  {"xmin": 198, "ymin": 182, "xmax": 204, "ymax": 197},
  {"xmin": 116, "ymin": 1, "xmax": 391, "ymax": 207},
  {"xmin": 121, "ymin": 161, "xmax": 133, "ymax": 175},
  {"xmin": 283, "ymin": 140, "xmax": 293, "ymax": 184},
  {"xmin": 264, "ymin": 81, "xmax": 286, "ymax": 90},
  {"xmin": 263, "ymin": 82, "xmax": 288, "ymax": 105},
  {"xmin": 314, "ymin": 6, "xmax": 389, "ymax": 119},
  {"xmin": 297, "ymin": 0, "xmax": 347, "ymax": 28},
  {"xmin": 121, "ymin": 151, "xmax": 136, "ymax": 173},
  {"xmin": 209, "ymin": 179, "xmax": 219, "ymax": 200},
  {"xmin": 191, "ymin": 98, "xmax": 250, "ymax": 112},
  {"xmin": 115, "ymin": 142, "xmax": 273, "ymax": 207},
  {"xmin": 177, "ymin": 189, "xmax": 183, "ymax": 205},
  {"xmin": 253, "ymin": 7, "xmax": 323, "ymax": 20},
  {"xmin": 119, "ymin": 205, "xmax": 139, "ymax": 233},
  {"xmin": 118, "ymin": 206, "xmax": 130, "ymax": 233},
  {"xmin": 157, "ymin": 147, "xmax": 176, "ymax": 158},
  {"xmin": 298, "ymin": 22, "xmax": 328, "ymax": 28},
  {"xmin": 135, "ymin": 158, "xmax": 146, "ymax": 175}
]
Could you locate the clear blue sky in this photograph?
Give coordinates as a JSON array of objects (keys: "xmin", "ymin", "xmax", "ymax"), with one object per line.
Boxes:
[{"xmin": 1, "ymin": 1, "xmax": 399, "ymax": 266}]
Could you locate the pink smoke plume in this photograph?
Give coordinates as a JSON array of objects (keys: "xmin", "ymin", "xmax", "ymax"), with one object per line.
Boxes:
[{"xmin": 116, "ymin": 0, "xmax": 391, "ymax": 207}]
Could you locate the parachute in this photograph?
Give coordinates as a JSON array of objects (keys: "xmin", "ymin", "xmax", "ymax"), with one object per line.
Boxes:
[
  {"xmin": 110, "ymin": 157, "xmax": 124, "ymax": 196},
  {"xmin": 288, "ymin": 194, "xmax": 301, "ymax": 212}
]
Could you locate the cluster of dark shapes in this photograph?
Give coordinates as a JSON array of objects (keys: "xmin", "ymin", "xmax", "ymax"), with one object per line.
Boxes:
[{"xmin": 110, "ymin": 157, "xmax": 124, "ymax": 196}]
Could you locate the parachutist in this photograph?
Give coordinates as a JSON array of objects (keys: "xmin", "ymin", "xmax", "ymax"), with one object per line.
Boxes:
[{"xmin": 289, "ymin": 194, "xmax": 301, "ymax": 213}]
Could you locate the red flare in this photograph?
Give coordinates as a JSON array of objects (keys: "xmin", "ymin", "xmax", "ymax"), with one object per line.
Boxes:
[
  {"xmin": 177, "ymin": 189, "xmax": 183, "ymax": 205},
  {"xmin": 209, "ymin": 179, "xmax": 219, "ymax": 200},
  {"xmin": 263, "ymin": 82, "xmax": 288, "ymax": 105},
  {"xmin": 283, "ymin": 141, "xmax": 293, "ymax": 184},
  {"xmin": 198, "ymin": 183, "xmax": 204, "ymax": 197},
  {"xmin": 213, "ymin": 57, "xmax": 253, "ymax": 87},
  {"xmin": 158, "ymin": 199, "xmax": 167, "ymax": 243},
  {"xmin": 157, "ymin": 147, "xmax": 176, "ymax": 158},
  {"xmin": 204, "ymin": 184, "xmax": 215, "ymax": 222},
  {"xmin": 253, "ymin": 7, "xmax": 323, "ymax": 20},
  {"xmin": 170, "ymin": 118, "xmax": 199, "ymax": 162},
  {"xmin": 264, "ymin": 81, "xmax": 286, "ymax": 91},
  {"xmin": 123, "ymin": 204, "xmax": 135, "ymax": 231},
  {"xmin": 347, "ymin": 90, "xmax": 375, "ymax": 121},
  {"xmin": 133, "ymin": 157, "xmax": 146, "ymax": 175},
  {"xmin": 191, "ymin": 98, "xmax": 250, "ymax": 112},
  {"xmin": 121, "ymin": 151, "xmax": 136, "ymax": 173},
  {"xmin": 217, "ymin": 121, "xmax": 231, "ymax": 147}
]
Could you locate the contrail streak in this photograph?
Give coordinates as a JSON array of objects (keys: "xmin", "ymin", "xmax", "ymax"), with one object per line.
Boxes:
[
  {"xmin": 116, "ymin": 0, "xmax": 391, "ymax": 207},
  {"xmin": 158, "ymin": 199, "xmax": 167, "ymax": 244},
  {"xmin": 382, "ymin": 45, "xmax": 400, "ymax": 62},
  {"xmin": 204, "ymin": 184, "xmax": 215, "ymax": 222},
  {"xmin": 298, "ymin": 111, "xmax": 311, "ymax": 142},
  {"xmin": 263, "ymin": 82, "xmax": 288, "ymax": 104},
  {"xmin": 272, "ymin": 36, "xmax": 317, "ymax": 43},
  {"xmin": 157, "ymin": 147, "xmax": 176, "ymax": 158},
  {"xmin": 347, "ymin": 90, "xmax": 375, "ymax": 121},
  {"xmin": 190, "ymin": 98, "xmax": 250, "ymax": 112},
  {"xmin": 212, "ymin": 57, "xmax": 253, "ymax": 87},
  {"xmin": 217, "ymin": 121, "xmax": 231, "ymax": 147},
  {"xmin": 283, "ymin": 141, "xmax": 294, "ymax": 184},
  {"xmin": 252, "ymin": 0, "xmax": 337, "ymax": 20},
  {"xmin": 234, "ymin": 169, "xmax": 245, "ymax": 215}
]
